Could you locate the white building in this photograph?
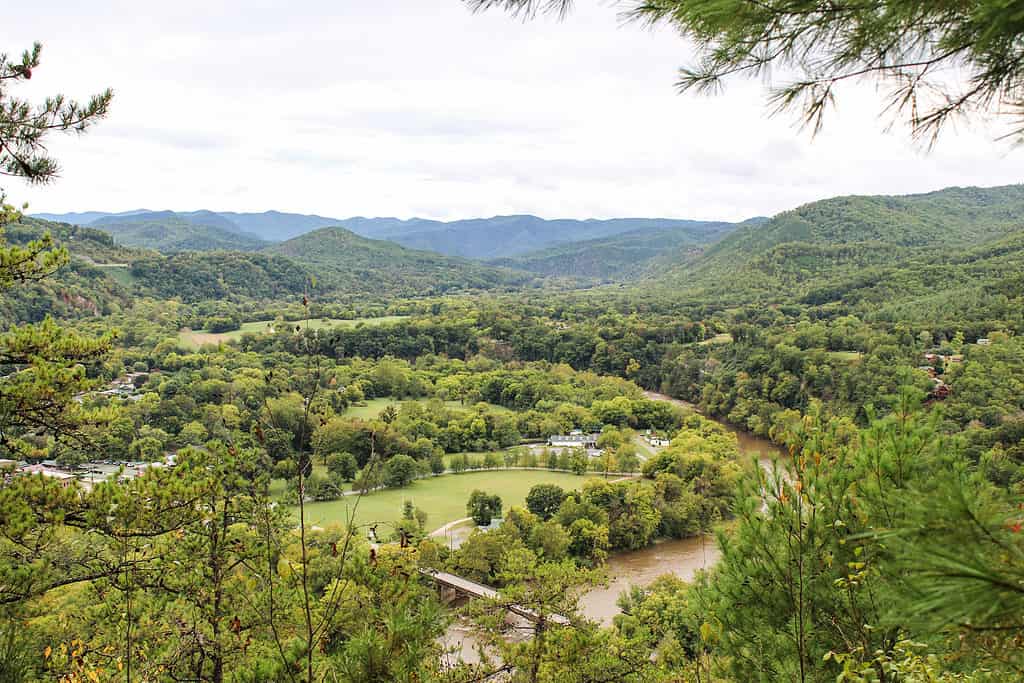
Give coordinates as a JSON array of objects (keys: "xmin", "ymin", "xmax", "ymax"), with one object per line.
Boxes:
[{"xmin": 548, "ymin": 432, "xmax": 599, "ymax": 448}]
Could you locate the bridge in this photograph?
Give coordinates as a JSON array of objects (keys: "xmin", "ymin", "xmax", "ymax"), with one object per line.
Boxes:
[{"xmin": 419, "ymin": 568, "xmax": 571, "ymax": 627}]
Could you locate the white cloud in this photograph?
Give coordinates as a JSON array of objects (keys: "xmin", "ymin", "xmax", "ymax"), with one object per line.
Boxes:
[{"xmin": 7, "ymin": 1, "xmax": 1023, "ymax": 221}]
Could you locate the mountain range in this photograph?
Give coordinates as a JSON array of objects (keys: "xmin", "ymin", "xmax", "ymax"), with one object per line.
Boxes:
[
  {"xmin": 32, "ymin": 209, "xmax": 747, "ymax": 262},
  {"xmin": 23, "ymin": 184, "xmax": 1024, "ymax": 321}
]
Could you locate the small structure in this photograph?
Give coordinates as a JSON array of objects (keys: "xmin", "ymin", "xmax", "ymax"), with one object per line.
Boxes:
[
  {"xmin": 548, "ymin": 430, "xmax": 599, "ymax": 448},
  {"xmin": 977, "ymin": 338, "xmax": 992, "ymax": 346}
]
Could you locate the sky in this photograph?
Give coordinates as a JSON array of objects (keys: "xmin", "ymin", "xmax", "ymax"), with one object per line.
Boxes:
[{"xmin": 7, "ymin": 1, "xmax": 1024, "ymax": 222}]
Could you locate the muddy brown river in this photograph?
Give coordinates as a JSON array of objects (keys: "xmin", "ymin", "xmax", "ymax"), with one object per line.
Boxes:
[
  {"xmin": 442, "ymin": 392, "xmax": 789, "ymax": 659},
  {"xmin": 580, "ymin": 536, "xmax": 721, "ymax": 624},
  {"xmin": 581, "ymin": 392, "xmax": 786, "ymax": 624}
]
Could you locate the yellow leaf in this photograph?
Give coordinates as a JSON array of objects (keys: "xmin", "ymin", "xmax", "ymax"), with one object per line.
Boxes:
[{"xmin": 43, "ymin": 645, "xmax": 52, "ymax": 659}]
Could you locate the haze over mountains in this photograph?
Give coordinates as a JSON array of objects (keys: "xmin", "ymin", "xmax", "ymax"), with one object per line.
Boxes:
[{"xmin": 32, "ymin": 209, "xmax": 747, "ymax": 262}]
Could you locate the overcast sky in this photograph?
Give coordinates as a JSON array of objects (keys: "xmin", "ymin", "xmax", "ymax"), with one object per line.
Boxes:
[{"xmin": 8, "ymin": 1, "xmax": 1023, "ymax": 221}]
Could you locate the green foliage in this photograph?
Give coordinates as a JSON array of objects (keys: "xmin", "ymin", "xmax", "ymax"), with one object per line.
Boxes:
[
  {"xmin": 525, "ymin": 483, "xmax": 566, "ymax": 520},
  {"xmin": 130, "ymin": 251, "xmax": 311, "ymax": 302},
  {"xmin": 466, "ymin": 489, "xmax": 503, "ymax": 526},
  {"xmin": 93, "ymin": 213, "xmax": 266, "ymax": 252},
  {"xmin": 474, "ymin": 1, "xmax": 1024, "ymax": 139},
  {"xmin": 382, "ymin": 453, "xmax": 418, "ymax": 488},
  {"xmin": 0, "ymin": 42, "xmax": 111, "ymax": 184}
]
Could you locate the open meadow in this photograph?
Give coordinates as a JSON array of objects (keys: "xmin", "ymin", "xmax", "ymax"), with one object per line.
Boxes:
[
  {"xmin": 299, "ymin": 469, "xmax": 602, "ymax": 532},
  {"xmin": 178, "ymin": 315, "xmax": 408, "ymax": 349},
  {"xmin": 343, "ymin": 397, "xmax": 513, "ymax": 420}
]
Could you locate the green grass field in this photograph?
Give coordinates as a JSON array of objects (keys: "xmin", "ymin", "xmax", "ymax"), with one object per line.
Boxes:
[
  {"xmin": 178, "ymin": 316, "xmax": 408, "ymax": 350},
  {"xmin": 344, "ymin": 397, "xmax": 512, "ymax": 420},
  {"xmin": 96, "ymin": 263, "xmax": 138, "ymax": 288},
  {"xmin": 299, "ymin": 470, "xmax": 600, "ymax": 532},
  {"xmin": 699, "ymin": 333, "xmax": 733, "ymax": 346}
]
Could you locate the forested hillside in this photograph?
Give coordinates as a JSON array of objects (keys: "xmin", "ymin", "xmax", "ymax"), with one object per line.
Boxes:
[
  {"xmin": 265, "ymin": 226, "xmax": 539, "ymax": 296},
  {"xmin": 383, "ymin": 215, "xmax": 740, "ymax": 259},
  {"xmin": 489, "ymin": 221, "xmax": 738, "ymax": 280},
  {"xmin": 91, "ymin": 213, "xmax": 267, "ymax": 252},
  {"xmin": 649, "ymin": 184, "xmax": 1024, "ymax": 306},
  {"xmin": 0, "ymin": 218, "xmax": 143, "ymax": 323}
]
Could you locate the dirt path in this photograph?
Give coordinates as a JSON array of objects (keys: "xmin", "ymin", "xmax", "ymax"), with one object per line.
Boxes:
[{"xmin": 430, "ymin": 517, "xmax": 473, "ymax": 538}]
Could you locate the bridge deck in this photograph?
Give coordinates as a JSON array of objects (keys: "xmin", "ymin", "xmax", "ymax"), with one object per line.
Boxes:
[{"xmin": 420, "ymin": 569, "xmax": 570, "ymax": 626}]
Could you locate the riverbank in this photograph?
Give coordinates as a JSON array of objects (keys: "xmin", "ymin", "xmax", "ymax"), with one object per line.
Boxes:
[
  {"xmin": 643, "ymin": 390, "xmax": 787, "ymax": 463},
  {"xmin": 581, "ymin": 535, "xmax": 721, "ymax": 625}
]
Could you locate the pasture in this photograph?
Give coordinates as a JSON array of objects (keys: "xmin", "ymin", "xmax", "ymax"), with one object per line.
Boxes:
[{"xmin": 178, "ymin": 315, "xmax": 408, "ymax": 349}]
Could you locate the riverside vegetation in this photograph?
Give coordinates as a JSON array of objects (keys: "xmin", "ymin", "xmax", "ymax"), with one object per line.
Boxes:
[{"xmin": 6, "ymin": 5, "xmax": 1024, "ymax": 680}]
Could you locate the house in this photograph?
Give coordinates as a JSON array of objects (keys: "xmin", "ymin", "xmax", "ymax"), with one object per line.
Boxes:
[
  {"xmin": 548, "ymin": 431, "xmax": 599, "ymax": 448},
  {"xmin": 649, "ymin": 437, "xmax": 671, "ymax": 447},
  {"xmin": 917, "ymin": 365, "xmax": 937, "ymax": 378},
  {"xmin": 977, "ymin": 338, "xmax": 992, "ymax": 346}
]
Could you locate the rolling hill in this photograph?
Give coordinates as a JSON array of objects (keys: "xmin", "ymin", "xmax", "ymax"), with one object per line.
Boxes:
[
  {"xmin": 646, "ymin": 184, "xmax": 1024, "ymax": 310},
  {"xmin": 0, "ymin": 218, "xmax": 148, "ymax": 323},
  {"xmin": 265, "ymin": 227, "xmax": 538, "ymax": 298},
  {"xmin": 32, "ymin": 210, "xmax": 748, "ymax": 259},
  {"xmin": 488, "ymin": 222, "xmax": 733, "ymax": 280},
  {"xmin": 381, "ymin": 216, "xmax": 743, "ymax": 260},
  {"xmin": 91, "ymin": 213, "xmax": 267, "ymax": 252},
  {"xmin": 33, "ymin": 209, "xmax": 341, "ymax": 244}
]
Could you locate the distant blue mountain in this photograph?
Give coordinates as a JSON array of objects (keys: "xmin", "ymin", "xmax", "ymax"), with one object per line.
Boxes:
[{"xmin": 31, "ymin": 210, "xmax": 748, "ymax": 259}]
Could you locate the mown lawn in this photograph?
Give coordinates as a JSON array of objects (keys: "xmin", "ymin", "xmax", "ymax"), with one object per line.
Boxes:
[
  {"xmin": 298, "ymin": 470, "xmax": 600, "ymax": 533},
  {"xmin": 178, "ymin": 316, "xmax": 408, "ymax": 350}
]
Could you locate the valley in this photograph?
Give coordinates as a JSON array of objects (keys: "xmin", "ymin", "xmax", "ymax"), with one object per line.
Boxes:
[{"xmin": 5, "ymin": 9, "xmax": 1024, "ymax": 678}]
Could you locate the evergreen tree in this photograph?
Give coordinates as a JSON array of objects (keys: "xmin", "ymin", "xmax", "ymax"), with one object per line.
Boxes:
[
  {"xmin": 0, "ymin": 44, "xmax": 114, "ymax": 459},
  {"xmin": 469, "ymin": 0, "xmax": 1024, "ymax": 140}
]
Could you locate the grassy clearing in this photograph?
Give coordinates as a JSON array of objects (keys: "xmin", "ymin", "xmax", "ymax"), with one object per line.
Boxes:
[
  {"xmin": 178, "ymin": 316, "xmax": 408, "ymax": 350},
  {"xmin": 827, "ymin": 350, "xmax": 863, "ymax": 362},
  {"xmin": 699, "ymin": 333, "xmax": 733, "ymax": 346},
  {"xmin": 299, "ymin": 470, "xmax": 600, "ymax": 532},
  {"xmin": 344, "ymin": 398, "xmax": 512, "ymax": 420},
  {"xmin": 96, "ymin": 264, "xmax": 138, "ymax": 288}
]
